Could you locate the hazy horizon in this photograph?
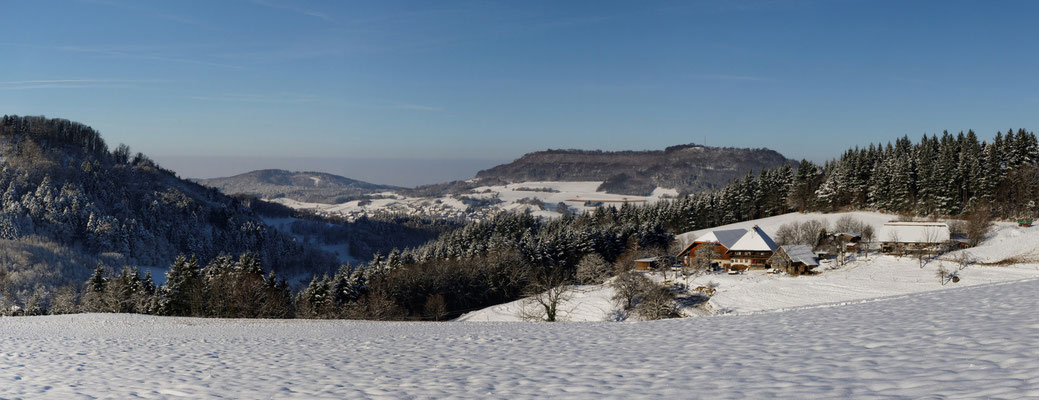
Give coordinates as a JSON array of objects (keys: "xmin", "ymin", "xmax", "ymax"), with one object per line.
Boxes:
[{"xmin": 156, "ymin": 155, "xmax": 507, "ymax": 187}]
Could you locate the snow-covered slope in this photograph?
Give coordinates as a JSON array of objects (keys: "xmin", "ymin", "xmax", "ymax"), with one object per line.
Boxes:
[
  {"xmin": 456, "ymin": 283, "xmax": 620, "ymax": 322},
  {"xmin": 463, "ymin": 211, "xmax": 1039, "ymax": 321},
  {"xmin": 3, "ymin": 279, "xmax": 1039, "ymax": 398}
]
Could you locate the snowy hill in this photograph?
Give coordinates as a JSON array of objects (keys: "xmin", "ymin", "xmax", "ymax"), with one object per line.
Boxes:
[
  {"xmin": 0, "ymin": 116, "xmax": 338, "ymax": 294},
  {"xmin": 196, "ymin": 169, "xmax": 398, "ymax": 203},
  {"xmin": 4, "ymin": 278, "xmax": 1039, "ymax": 398}
]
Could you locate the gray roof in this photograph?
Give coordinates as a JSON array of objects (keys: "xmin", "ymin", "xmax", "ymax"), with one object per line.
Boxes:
[
  {"xmin": 883, "ymin": 222, "xmax": 951, "ymax": 243},
  {"xmin": 780, "ymin": 245, "xmax": 819, "ymax": 266}
]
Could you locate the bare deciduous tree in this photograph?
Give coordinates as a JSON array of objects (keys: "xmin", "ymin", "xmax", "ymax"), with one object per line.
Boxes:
[
  {"xmin": 965, "ymin": 205, "xmax": 994, "ymax": 247},
  {"xmin": 520, "ymin": 269, "xmax": 574, "ymax": 322},
  {"xmin": 860, "ymin": 225, "xmax": 875, "ymax": 259},
  {"xmin": 610, "ymin": 271, "xmax": 650, "ymax": 311},
  {"xmin": 935, "ymin": 264, "xmax": 949, "ymax": 285},
  {"xmin": 691, "ymin": 245, "xmax": 719, "ymax": 277},
  {"xmin": 423, "ymin": 294, "xmax": 448, "ymax": 321}
]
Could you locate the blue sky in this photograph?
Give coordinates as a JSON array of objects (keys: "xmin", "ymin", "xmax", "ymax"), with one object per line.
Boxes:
[{"xmin": 3, "ymin": 0, "xmax": 1039, "ymax": 185}]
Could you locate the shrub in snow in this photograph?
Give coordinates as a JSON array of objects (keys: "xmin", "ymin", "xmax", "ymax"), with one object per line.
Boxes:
[
  {"xmin": 633, "ymin": 284, "xmax": 679, "ymax": 321},
  {"xmin": 576, "ymin": 253, "xmax": 611, "ymax": 285}
]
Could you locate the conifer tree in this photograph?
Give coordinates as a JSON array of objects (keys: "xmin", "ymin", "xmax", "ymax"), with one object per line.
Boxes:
[
  {"xmin": 159, "ymin": 255, "xmax": 205, "ymax": 316},
  {"xmin": 83, "ymin": 263, "xmax": 109, "ymax": 312}
]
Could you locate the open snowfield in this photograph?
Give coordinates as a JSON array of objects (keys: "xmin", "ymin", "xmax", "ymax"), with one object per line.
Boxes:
[
  {"xmin": 3, "ymin": 278, "xmax": 1039, "ymax": 398},
  {"xmin": 269, "ymin": 181, "xmax": 676, "ymax": 221}
]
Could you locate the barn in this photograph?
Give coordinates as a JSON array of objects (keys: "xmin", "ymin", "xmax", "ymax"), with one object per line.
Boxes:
[
  {"xmin": 634, "ymin": 257, "xmax": 659, "ymax": 271},
  {"xmin": 880, "ymin": 222, "xmax": 952, "ymax": 254},
  {"xmin": 768, "ymin": 245, "xmax": 820, "ymax": 275}
]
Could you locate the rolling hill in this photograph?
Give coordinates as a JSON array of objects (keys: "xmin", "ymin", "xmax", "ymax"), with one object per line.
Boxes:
[
  {"xmin": 475, "ymin": 144, "xmax": 797, "ymax": 195},
  {"xmin": 196, "ymin": 169, "xmax": 398, "ymax": 203}
]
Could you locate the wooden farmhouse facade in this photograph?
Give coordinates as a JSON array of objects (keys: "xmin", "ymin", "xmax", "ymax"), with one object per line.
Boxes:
[
  {"xmin": 727, "ymin": 226, "xmax": 779, "ymax": 269},
  {"xmin": 678, "ymin": 226, "xmax": 779, "ymax": 271},
  {"xmin": 677, "ymin": 228, "xmax": 746, "ymax": 269}
]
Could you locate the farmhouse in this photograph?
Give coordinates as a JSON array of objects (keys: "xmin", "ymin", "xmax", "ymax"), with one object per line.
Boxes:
[
  {"xmin": 678, "ymin": 226, "xmax": 778, "ymax": 271},
  {"xmin": 727, "ymin": 226, "xmax": 779, "ymax": 270},
  {"xmin": 768, "ymin": 245, "xmax": 819, "ymax": 275},
  {"xmin": 881, "ymin": 222, "xmax": 951, "ymax": 254},
  {"xmin": 677, "ymin": 228, "xmax": 747, "ymax": 268}
]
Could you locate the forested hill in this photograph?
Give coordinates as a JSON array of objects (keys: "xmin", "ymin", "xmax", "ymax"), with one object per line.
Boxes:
[
  {"xmin": 0, "ymin": 115, "xmax": 337, "ymax": 293},
  {"xmin": 474, "ymin": 144, "xmax": 796, "ymax": 195},
  {"xmin": 197, "ymin": 169, "xmax": 398, "ymax": 203}
]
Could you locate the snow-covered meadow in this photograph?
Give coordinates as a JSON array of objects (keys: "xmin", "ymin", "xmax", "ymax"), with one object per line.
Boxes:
[
  {"xmin": 3, "ymin": 278, "xmax": 1038, "ymax": 398},
  {"xmin": 270, "ymin": 181, "xmax": 676, "ymax": 221}
]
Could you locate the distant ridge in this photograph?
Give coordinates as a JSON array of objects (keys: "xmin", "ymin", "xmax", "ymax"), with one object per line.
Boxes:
[
  {"xmin": 475, "ymin": 144, "xmax": 796, "ymax": 195},
  {"xmin": 197, "ymin": 169, "xmax": 398, "ymax": 203}
]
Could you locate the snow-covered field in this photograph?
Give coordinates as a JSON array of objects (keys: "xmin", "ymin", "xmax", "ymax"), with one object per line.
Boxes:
[
  {"xmin": 456, "ymin": 283, "xmax": 621, "ymax": 322},
  {"xmin": 270, "ymin": 181, "xmax": 676, "ymax": 221},
  {"xmin": 3, "ymin": 278, "xmax": 1039, "ymax": 398}
]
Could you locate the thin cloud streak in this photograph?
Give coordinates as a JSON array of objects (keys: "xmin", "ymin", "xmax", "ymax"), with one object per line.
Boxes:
[
  {"xmin": 54, "ymin": 45, "xmax": 244, "ymax": 69},
  {"xmin": 250, "ymin": 0, "xmax": 334, "ymax": 23},
  {"xmin": 0, "ymin": 84, "xmax": 137, "ymax": 91},
  {"xmin": 392, "ymin": 103, "xmax": 444, "ymax": 112},
  {"xmin": 76, "ymin": 0, "xmax": 214, "ymax": 28},
  {"xmin": 0, "ymin": 79, "xmax": 159, "ymax": 85},
  {"xmin": 689, "ymin": 74, "xmax": 769, "ymax": 81},
  {"xmin": 190, "ymin": 93, "xmax": 320, "ymax": 104},
  {"xmin": 0, "ymin": 78, "xmax": 157, "ymax": 91},
  {"xmin": 0, "ymin": 42, "xmax": 243, "ymax": 69}
]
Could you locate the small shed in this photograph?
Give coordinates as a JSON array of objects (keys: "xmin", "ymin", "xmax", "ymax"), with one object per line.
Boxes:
[
  {"xmin": 768, "ymin": 245, "xmax": 820, "ymax": 275},
  {"xmin": 634, "ymin": 257, "xmax": 659, "ymax": 271}
]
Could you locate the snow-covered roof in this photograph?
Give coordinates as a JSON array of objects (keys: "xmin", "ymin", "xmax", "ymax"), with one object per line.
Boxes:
[
  {"xmin": 730, "ymin": 226, "xmax": 779, "ymax": 252},
  {"xmin": 692, "ymin": 228, "xmax": 747, "ymax": 249},
  {"xmin": 780, "ymin": 245, "xmax": 818, "ymax": 266},
  {"xmin": 634, "ymin": 257, "xmax": 659, "ymax": 262},
  {"xmin": 883, "ymin": 222, "xmax": 951, "ymax": 243}
]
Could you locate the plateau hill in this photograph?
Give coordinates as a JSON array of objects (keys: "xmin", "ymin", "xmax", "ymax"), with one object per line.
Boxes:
[{"xmin": 475, "ymin": 144, "xmax": 795, "ymax": 195}]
